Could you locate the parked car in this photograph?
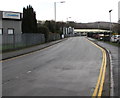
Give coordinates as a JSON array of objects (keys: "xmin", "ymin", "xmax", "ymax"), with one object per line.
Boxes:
[
  {"xmin": 117, "ymin": 36, "xmax": 120, "ymax": 44},
  {"xmin": 98, "ymin": 34, "xmax": 104, "ymax": 40},
  {"xmin": 110, "ymin": 35, "xmax": 120, "ymax": 42},
  {"xmin": 103, "ymin": 34, "xmax": 110, "ymax": 41}
]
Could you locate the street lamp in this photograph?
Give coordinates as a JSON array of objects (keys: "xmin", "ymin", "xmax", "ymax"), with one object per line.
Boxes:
[
  {"xmin": 66, "ymin": 17, "xmax": 71, "ymax": 35},
  {"xmin": 54, "ymin": 1, "xmax": 65, "ymax": 22},
  {"xmin": 66, "ymin": 17, "xmax": 71, "ymax": 23},
  {"xmin": 97, "ymin": 22, "xmax": 100, "ymax": 29},
  {"xmin": 109, "ymin": 9, "xmax": 112, "ymax": 37}
]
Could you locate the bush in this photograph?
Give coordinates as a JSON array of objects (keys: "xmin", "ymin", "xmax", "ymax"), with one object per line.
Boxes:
[{"xmin": 37, "ymin": 26, "xmax": 49, "ymax": 42}]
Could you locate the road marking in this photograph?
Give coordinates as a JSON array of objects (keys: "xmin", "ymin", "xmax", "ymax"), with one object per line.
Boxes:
[
  {"xmin": 86, "ymin": 38, "xmax": 107, "ymax": 97},
  {"xmin": 1, "ymin": 38, "xmax": 107, "ymax": 96},
  {"xmin": 98, "ymin": 50, "xmax": 106, "ymax": 96},
  {"xmin": 92, "ymin": 50, "xmax": 105, "ymax": 96}
]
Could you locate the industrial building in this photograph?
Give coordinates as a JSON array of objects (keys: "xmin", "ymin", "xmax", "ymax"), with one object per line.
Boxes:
[
  {"xmin": 0, "ymin": 11, "xmax": 22, "ymax": 44},
  {"xmin": 0, "ymin": 11, "xmax": 22, "ymax": 35}
]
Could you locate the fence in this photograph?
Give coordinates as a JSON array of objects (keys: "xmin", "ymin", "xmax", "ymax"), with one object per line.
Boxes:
[
  {"xmin": 48, "ymin": 33, "xmax": 60, "ymax": 42},
  {"xmin": 1, "ymin": 33, "xmax": 45, "ymax": 52},
  {"xmin": 1, "ymin": 33, "xmax": 60, "ymax": 52}
]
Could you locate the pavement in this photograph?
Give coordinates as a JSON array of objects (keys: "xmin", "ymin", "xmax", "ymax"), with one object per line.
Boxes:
[
  {"xmin": 88, "ymin": 37, "xmax": 120, "ymax": 96},
  {"xmin": 2, "ymin": 39, "xmax": 66, "ymax": 60},
  {"xmin": 2, "ymin": 37, "xmax": 103, "ymax": 96}
]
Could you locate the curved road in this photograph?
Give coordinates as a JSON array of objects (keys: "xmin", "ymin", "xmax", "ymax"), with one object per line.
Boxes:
[{"xmin": 3, "ymin": 37, "xmax": 103, "ymax": 96}]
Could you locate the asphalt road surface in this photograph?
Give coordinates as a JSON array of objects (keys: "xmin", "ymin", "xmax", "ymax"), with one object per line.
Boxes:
[{"xmin": 3, "ymin": 37, "xmax": 103, "ymax": 96}]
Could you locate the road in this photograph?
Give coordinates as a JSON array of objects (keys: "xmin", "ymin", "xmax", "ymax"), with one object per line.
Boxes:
[
  {"xmin": 3, "ymin": 37, "xmax": 103, "ymax": 96},
  {"xmin": 96, "ymin": 40, "xmax": 120, "ymax": 96}
]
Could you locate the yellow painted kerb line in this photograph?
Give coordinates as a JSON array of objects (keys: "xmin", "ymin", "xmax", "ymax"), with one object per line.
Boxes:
[{"xmin": 86, "ymin": 38, "xmax": 107, "ymax": 97}]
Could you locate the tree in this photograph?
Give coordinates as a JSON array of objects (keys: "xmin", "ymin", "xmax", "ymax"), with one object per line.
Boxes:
[
  {"xmin": 44, "ymin": 20, "xmax": 56, "ymax": 33},
  {"xmin": 56, "ymin": 22, "xmax": 66, "ymax": 37},
  {"xmin": 113, "ymin": 24, "xmax": 120, "ymax": 34},
  {"xmin": 37, "ymin": 25, "xmax": 49, "ymax": 42},
  {"xmin": 22, "ymin": 5, "xmax": 37, "ymax": 33}
]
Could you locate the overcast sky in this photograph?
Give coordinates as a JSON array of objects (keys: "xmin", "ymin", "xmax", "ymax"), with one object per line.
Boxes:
[{"xmin": 0, "ymin": 0, "xmax": 119, "ymax": 23}]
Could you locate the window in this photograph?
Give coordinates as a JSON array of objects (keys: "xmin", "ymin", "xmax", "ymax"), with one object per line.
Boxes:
[
  {"xmin": 0, "ymin": 28, "xmax": 2, "ymax": 35},
  {"xmin": 8, "ymin": 29, "xmax": 14, "ymax": 35}
]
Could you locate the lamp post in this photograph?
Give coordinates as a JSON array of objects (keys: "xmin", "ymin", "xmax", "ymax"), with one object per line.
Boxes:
[
  {"xmin": 97, "ymin": 22, "xmax": 100, "ymax": 40},
  {"xmin": 54, "ymin": 1, "xmax": 65, "ymax": 33},
  {"xmin": 66, "ymin": 17, "xmax": 71, "ymax": 23},
  {"xmin": 66, "ymin": 17, "xmax": 71, "ymax": 35},
  {"xmin": 97, "ymin": 22, "xmax": 100, "ymax": 29},
  {"xmin": 109, "ymin": 9, "xmax": 112, "ymax": 37},
  {"xmin": 54, "ymin": 1, "xmax": 65, "ymax": 22}
]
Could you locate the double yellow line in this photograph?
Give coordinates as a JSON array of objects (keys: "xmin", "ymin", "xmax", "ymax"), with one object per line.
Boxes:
[
  {"xmin": 1, "ymin": 38, "xmax": 107, "ymax": 97},
  {"xmin": 87, "ymin": 39, "xmax": 107, "ymax": 97}
]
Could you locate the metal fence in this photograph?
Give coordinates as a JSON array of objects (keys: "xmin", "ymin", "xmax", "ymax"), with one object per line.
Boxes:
[
  {"xmin": 1, "ymin": 33, "xmax": 60, "ymax": 52},
  {"xmin": 2, "ymin": 33, "xmax": 45, "ymax": 52},
  {"xmin": 48, "ymin": 33, "xmax": 60, "ymax": 42}
]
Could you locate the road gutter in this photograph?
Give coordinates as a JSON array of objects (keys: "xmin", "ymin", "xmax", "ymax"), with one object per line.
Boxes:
[
  {"xmin": 106, "ymin": 49, "xmax": 114, "ymax": 96},
  {"xmin": 87, "ymin": 37, "xmax": 114, "ymax": 96},
  {"xmin": 86, "ymin": 38, "xmax": 107, "ymax": 97}
]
